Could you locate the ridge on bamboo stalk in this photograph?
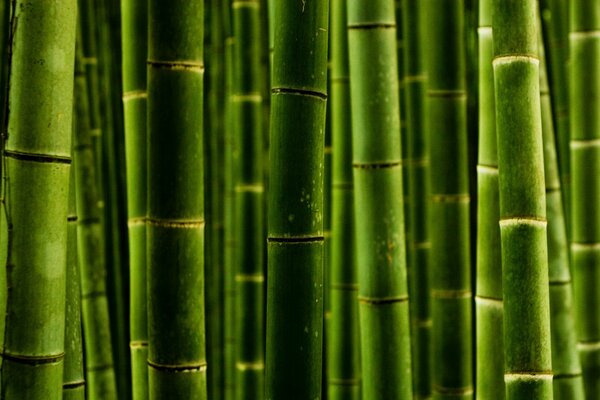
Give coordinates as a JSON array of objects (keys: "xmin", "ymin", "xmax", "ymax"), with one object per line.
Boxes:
[
  {"xmin": 493, "ymin": 0, "xmax": 553, "ymax": 397},
  {"xmin": 147, "ymin": 0, "xmax": 206, "ymax": 398},
  {"xmin": 570, "ymin": 0, "xmax": 600, "ymax": 396},
  {"xmin": 425, "ymin": 0, "xmax": 473, "ymax": 397},
  {"xmin": 347, "ymin": 1, "xmax": 413, "ymax": 398},
  {"xmin": 1, "ymin": 1, "xmax": 76, "ymax": 397},
  {"xmin": 266, "ymin": 0, "xmax": 329, "ymax": 397},
  {"xmin": 475, "ymin": 0, "xmax": 504, "ymax": 398}
]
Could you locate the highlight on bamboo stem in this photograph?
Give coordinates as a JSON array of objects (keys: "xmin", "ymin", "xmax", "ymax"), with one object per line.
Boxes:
[{"xmin": 0, "ymin": 1, "xmax": 598, "ymax": 399}]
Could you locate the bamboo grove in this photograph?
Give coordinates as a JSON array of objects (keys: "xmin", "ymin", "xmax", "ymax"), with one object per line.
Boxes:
[{"xmin": 1, "ymin": 0, "xmax": 600, "ymax": 399}]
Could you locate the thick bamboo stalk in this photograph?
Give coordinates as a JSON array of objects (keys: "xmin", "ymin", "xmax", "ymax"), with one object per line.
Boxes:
[
  {"xmin": 475, "ymin": 0, "xmax": 504, "ymax": 398},
  {"xmin": 493, "ymin": 0, "xmax": 553, "ymax": 397},
  {"xmin": 121, "ymin": 0, "xmax": 148, "ymax": 397},
  {"xmin": 64, "ymin": 179, "xmax": 85, "ymax": 400},
  {"xmin": 265, "ymin": 0, "xmax": 328, "ymax": 397},
  {"xmin": 347, "ymin": 1, "xmax": 412, "ymax": 398},
  {"xmin": 0, "ymin": 0, "xmax": 8, "ymax": 127},
  {"xmin": 1, "ymin": 0, "xmax": 76, "ymax": 397},
  {"xmin": 147, "ymin": 0, "xmax": 206, "ymax": 397},
  {"xmin": 425, "ymin": 0, "xmax": 473, "ymax": 397},
  {"xmin": 401, "ymin": 0, "xmax": 431, "ymax": 397},
  {"xmin": 570, "ymin": 0, "xmax": 600, "ymax": 396},
  {"xmin": 328, "ymin": 0, "xmax": 360, "ymax": 398},
  {"xmin": 232, "ymin": 1, "xmax": 265, "ymax": 398},
  {"xmin": 539, "ymin": 23, "xmax": 584, "ymax": 398}
]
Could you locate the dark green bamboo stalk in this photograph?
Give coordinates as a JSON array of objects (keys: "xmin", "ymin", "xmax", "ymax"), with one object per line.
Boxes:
[
  {"xmin": 570, "ymin": 0, "xmax": 600, "ymax": 395},
  {"xmin": 0, "ymin": 0, "xmax": 76, "ymax": 397},
  {"xmin": 328, "ymin": 0, "xmax": 360, "ymax": 398},
  {"xmin": 539, "ymin": 22, "xmax": 584, "ymax": 398},
  {"xmin": 475, "ymin": 0, "xmax": 504, "ymax": 398},
  {"xmin": 147, "ymin": 0, "xmax": 206, "ymax": 397},
  {"xmin": 64, "ymin": 171, "xmax": 85, "ymax": 400},
  {"xmin": 347, "ymin": 2, "xmax": 412, "ymax": 398},
  {"xmin": 402, "ymin": 0, "xmax": 431, "ymax": 397},
  {"xmin": 493, "ymin": 0, "xmax": 553, "ymax": 397},
  {"xmin": 121, "ymin": 0, "xmax": 148, "ymax": 397},
  {"xmin": 266, "ymin": 0, "xmax": 328, "ymax": 397},
  {"xmin": 425, "ymin": 0, "xmax": 473, "ymax": 397},
  {"xmin": 231, "ymin": 1, "xmax": 265, "ymax": 398},
  {"xmin": 73, "ymin": 20, "xmax": 118, "ymax": 400},
  {"xmin": 0, "ymin": 0, "xmax": 8, "ymax": 127}
]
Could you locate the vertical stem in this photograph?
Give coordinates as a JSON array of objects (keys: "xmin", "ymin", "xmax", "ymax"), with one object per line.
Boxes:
[
  {"xmin": 493, "ymin": 0, "xmax": 553, "ymax": 397},
  {"xmin": 570, "ymin": 0, "xmax": 600, "ymax": 396},
  {"xmin": 347, "ymin": 2, "xmax": 412, "ymax": 398},
  {"xmin": 147, "ymin": 0, "xmax": 206, "ymax": 397},
  {"xmin": 265, "ymin": 0, "xmax": 329, "ymax": 397},
  {"xmin": 425, "ymin": 0, "xmax": 473, "ymax": 397},
  {"xmin": 1, "ymin": 0, "xmax": 76, "ymax": 397}
]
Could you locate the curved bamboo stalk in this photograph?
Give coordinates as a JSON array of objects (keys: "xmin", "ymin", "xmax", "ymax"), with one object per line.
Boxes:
[
  {"xmin": 1, "ymin": 0, "xmax": 76, "ymax": 397},
  {"xmin": 493, "ymin": 0, "xmax": 553, "ymax": 397},
  {"xmin": 265, "ymin": 0, "xmax": 329, "ymax": 397},
  {"xmin": 570, "ymin": 0, "xmax": 600, "ymax": 396},
  {"xmin": 425, "ymin": 0, "xmax": 473, "ymax": 397},
  {"xmin": 475, "ymin": 0, "xmax": 504, "ymax": 398},
  {"xmin": 347, "ymin": 2, "xmax": 412, "ymax": 398}
]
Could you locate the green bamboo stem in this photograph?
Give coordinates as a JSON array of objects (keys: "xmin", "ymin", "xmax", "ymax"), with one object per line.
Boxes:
[
  {"xmin": 538, "ymin": 21, "xmax": 585, "ymax": 398},
  {"xmin": 493, "ymin": 0, "xmax": 553, "ymax": 397},
  {"xmin": 0, "ymin": 0, "xmax": 76, "ymax": 397},
  {"xmin": 347, "ymin": 2, "xmax": 412, "ymax": 398},
  {"xmin": 73, "ymin": 19, "xmax": 118, "ymax": 400},
  {"xmin": 147, "ymin": 0, "xmax": 206, "ymax": 397},
  {"xmin": 64, "ymin": 140, "xmax": 85, "ymax": 400},
  {"xmin": 425, "ymin": 0, "xmax": 473, "ymax": 397},
  {"xmin": 401, "ymin": 0, "xmax": 431, "ymax": 397},
  {"xmin": 475, "ymin": 0, "xmax": 504, "ymax": 398},
  {"xmin": 0, "ymin": 0, "xmax": 8, "ymax": 127},
  {"xmin": 540, "ymin": 0, "xmax": 570, "ymax": 228},
  {"xmin": 328, "ymin": 0, "xmax": 360, "ymax": 398},
  {"xmin": 223, "ymin": 35, "xmax": 237, "ymax": 400},
  {"xmin": 266, "ymin": 0, "xmax": 328, "ymax": 397},
  {"xmin": 231, "ymin": 1, "xmax": 265, "ymax": 398},
  {"xmin": 121, "ymin": 0, "xmax": 148, "ymax": 397},
  {"xmin": 570, "ymin": 0, "xmax": 600, "ymax": 396}
]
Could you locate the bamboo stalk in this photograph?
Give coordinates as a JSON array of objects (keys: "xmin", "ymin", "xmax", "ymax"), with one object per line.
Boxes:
[
  {"xmin": 1, "ymin": 0, "xmax": 76, "ymax": 396},
  {"xmin": 475, "ymin": 0, "xmax": 504, "ymax": 398},
  {"xmin": 425, "ymin": 0, "xmax": 473, "ymax": 397},
  {"xmin": 328, "ymin": 0, "xmax": 360, "ymax": 398},
  {"xmin": 401, "ymin": 0, "xmax": 431, "ymax": 397},
  {"xmin": 0, "ymin": 0, "xmax": 8, "ymax": 127},
  {"xmin": 265, "ymin": 0, "xmax": 328, "ymax": 397},
  {"xmin": 493, "ymin": 0, "xmax": 553, "ymax": 397},
  {"xmin": 231, "ymin": 1, "xmax": 265, "ymax": 398},
  {"xmin": 147, "ymin": 0, "xmax": 206, "ymax": 397},
  {"xmin": 570, "ymin": 0, "xmax": 600, "ymax": 396},
  {"xmin": 121, "ymin": 0, "xmax": 148, "ymax": 397},
  {"xmin": 347, "ymin": 2, "xmax": 412, "ymax": 398}
]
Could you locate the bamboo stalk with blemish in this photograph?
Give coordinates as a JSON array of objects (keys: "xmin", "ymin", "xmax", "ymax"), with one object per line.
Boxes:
[
  {"xmin": 0, "ymin": 0, "xmax": 76, "ymax": 396},
  {"xmin": 347, "ymin": 1, "xmax": 412, "ymax": 398},
  {"xmin": 265, "ymin": 0, "xmax": 328, "ymax": 397},
  {"xmin": 425, "ymin": 0, "xmax": 473, "ymax": 397},
  {"xmin": 147, "ymin": 0, "xmax": 207, "ymax": 397},
  {"xmin": 493, "ymin": 0, "xmax": 553, "ymax": 397},
  {"xmin": 570, "ymin": 0, "xmax": 600, "ymax": 395}
]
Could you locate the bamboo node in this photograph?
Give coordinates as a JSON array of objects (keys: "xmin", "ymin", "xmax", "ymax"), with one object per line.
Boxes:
[
  {"xmin": 431, "ymin": 289, "xmax": 471, "ymax": 299},
  {"xmin": 347, "ymin": 22, "xmax": 396, "ymax": 30},
  {"xmin": 431, "ymin": 194, "xmax": 470, "ymax": 203},
  {"xmin": 577, "ymin": 341, "xmax": 600, "ymax": 352},
  {"xmin": 432, "ymin": 384, "xmax": 474, "ymax": 395},
  {"xmin": 493, "ymin": 55, "xmax": 539, "ymax": 66},
  {"xmin": 427, "ymin": 89, "xmax": 467, "ymax": 98},
  {"xmin": 235, "ymin": 274, "xmax": 264, "ymax": 283},
  {"xmin": 4, "ymin": 149, "xmax": 71, "ymax": 165},
  {"xmin": 272, "ymin": 87, "xmax": 327, "ymax": 100},
  {"xmin": 147, "ymin": 359, "xmax": 208, "ymax": 373},
  {"xmin": 232, "ymin": 0, "xmax": 260, "ymax": 9},
  {"xmin": 63, "ymin": 380, "xmax": 86, "ymax": 390},
  {"xmin": 499, "ymin": 217, "xmax": 547, "ymax": 227},
  {"xmin": 235, "ymin": 361, "xmax": 264, "ymax": 371},
  {"xmin": 234, "ymin": 184, "xmax": 264, "ymax": 193},
  {"xmin": 569, "ymin": 30, "xmax": 600, "ymax": 39},
  {"xmin": 122, "ymin": 90, "xmax": 147, "ymax": 102},
  {"xmin": 504, "ymin": 372, "xmax": 553, "ymax": 381},
  {"xmin": 231, "ymin": 93, "xmax": 262, "ymax": 102},
  {"xmin": 2, "ymin": 351, "xmax": 65, "ymax": 365},
  {"xmin": 570, "ymin": 138, "xmax": 600, "ymax": 149},
  {"xmin": 476, "ymin": 164, "xmax": 499, "ymax": 174},
  {"xmin": 146, "ymin": 217, "xmax": 205, "ymax": 229},
  {"xmin": 147, "ymin": 59, "xmax": 205, "ymax": 72},
  {"xmin": 352, "ymin": 161, "xmax": 401, "ymax": 169},
  {"xmin": 358, "ymin": 295, "xmax": 408, "ymax": 305},
  {"xmin": 571, "ymin": 242, "xmax": 600, "ymax": 252},
  {"xmin": 127, "ymin": 217, "xmax": 147, "ymax": 227},
  {"xmin": 129, "ymin": 341, "xmax": 149, "ymax": 349}
]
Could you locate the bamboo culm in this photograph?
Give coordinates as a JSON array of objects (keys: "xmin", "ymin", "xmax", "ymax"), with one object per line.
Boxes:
[
  {"xmin": 147, "ymin": 0, "xmax": 206, "ymax": 397},
  {"xmin": 121, "ymin": 0, "xmax": 148, "ymax": 397},
  {"xmin": 475, "ymin": 0, "xmax": 504, "ymax": 397},
  {"xmin": 328, "ymin": 0, "xmax": 360, "ymax": 398},
  {"xmin": 0, "ymin": 0, "xmax": 76, "ymax": 397},
  {"xmin": 570, "ymin": 0, "xmax": 600, "ymax": 395},
  {"xmin": 425, "ymin": 0, "xmax": 473, "ymax": 397},
  {"xmin": 493, "ymin": 0, "xmax": 553, "ymax": 397},
  {"xmin": 347, "ymin": 1, "xmax": 413, "ymax": 398},
  {"xmin": 232, "ymin": 0, "xmax": 265, "ymax": 398},
  {"xmin": 265, "ymin": 0, "xmax": 328, "ymax": 397}
]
